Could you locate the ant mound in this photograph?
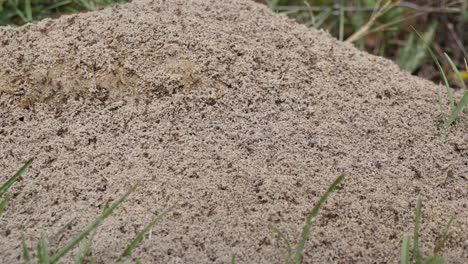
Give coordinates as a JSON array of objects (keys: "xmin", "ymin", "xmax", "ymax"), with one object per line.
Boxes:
[{"xmin": 0, "ymin": 0, "xmax": 466, "ymax": 263}]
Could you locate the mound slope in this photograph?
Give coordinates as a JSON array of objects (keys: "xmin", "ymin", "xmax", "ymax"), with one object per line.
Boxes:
[{"xmin": 0, "ymin": 0, "xmax": 467, "ymax": 263}]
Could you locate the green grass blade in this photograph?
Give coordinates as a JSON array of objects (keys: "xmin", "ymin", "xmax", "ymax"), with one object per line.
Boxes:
[
  {"xmin": 444, "ymin": 53, "xmax": 467, "ymax": 126},
  {"xmin": 24, "ymin": 0, "xmax": 32, "ymax": 21},
  {"xmin": 310, "ymin": 8, "xmax": 332, "ymax": 29},
  {"xmin": 339, "ymin": 0, "xmax": 345, "ymax": 41},
  {"xmin": 231, "ymin": 255, "xmax": 236, "ymax": 264},
  {"xmin": 433, "ymin": 216, "xmax": 455, "ymax": 256},
  {"xmin": 79, "ymin": 0, "xmax": 95, "ymax": 11},
  {"xmin": 22, "ymin": 235, "xmax": 31, "ymax": 264},
  {"xmin": 445, "ymin": 53, "xmax": 466, "ymax": 91},
  {"xmin": 45, "ymin": 0, "xmax": 73, "ymax": 10},
  {"xmin": 50, "ymin": 185, "xmax": 137, "ymax": 263},
  {"xmin": 293, "ymin": 174, "xmax": 344, "ymax": 264},
  {"xmin": 0, "ymin": 159, "xmax": 33, "ymax": 197},
  {"xmin": 267, "ymin": 0, "xmax": 280, "ymax": 9},
  {"xmin": 401, "ymin": 234, "xmax": 411, "ymax": 264},
  {"xmin": 270, "ymin": 225, "xmax": 292, "ymax": 263},
  {"xmin": 120, "ymin": 205, "xmax": 174, "ymax": 259},
  {"xmin": 37, "ymin": 232, "xmax": 51, "ymax": 264},
  {"xmin": 413, "ymin": 199, "xmax": 423, "ymax": 264},
  {"xmin": 423, "ymin": 256, "xmax": 445, "ymax": 264},
  {"xmin": 446, "ymin": 91, "xmax": 468, "ymax": 126},
  {"xmin": 411, "ymin": 25, "xmax": 454, "ymax": 112},
  {"xmin": 0, "ymin": 193, "xmax": 11, "ymax": 215},
  {"xmin": 396, "ymin": 32, "xmax": 415, "ymax": 70},
  {"xmin": 349, "ymin": 0, "xmax": 364, "ymax": 49},
  {"xmin": 74, "ymin": 231, "xmax": 96, "ymax": 264},
  {"xmin": 398, "ymin": 23, "xmax": 437, "ymax": 73}
]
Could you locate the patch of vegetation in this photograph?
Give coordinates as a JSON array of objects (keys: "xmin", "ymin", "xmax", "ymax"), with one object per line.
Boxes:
[
  {"xmin": 20, "ymin": 185, "xmax": 173, "ymax": 264},
  {"xmin": 400, "ymin": 199, "xmax": 455, "ymax": 264},
  {"xmin": 413, "ymin": 26, "xmax": 468, "ymax": 128},
  {"xmin": 0, "ymin": 159, "xmax": 32, "ymax": 215},
  {"xmin": 0, "ymin": 0, "xmax": 129, "ymax": 25},
  {"xmin": 270, "ymin": 174, "xmax": 345, "ymax": 264},
  {"xmin": 2, "ymin": 165, "xmax": 459, "ymax": 263},
  {"xmin": 265, "ymin": 0, "xmax": 467, "ymax": 85},
  {"xmin": 1, "ymin": 161, "xmax": 172, "ymax": 263}
]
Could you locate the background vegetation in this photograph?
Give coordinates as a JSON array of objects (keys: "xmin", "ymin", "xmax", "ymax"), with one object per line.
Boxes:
[{"xmin": 263, "ymin": 0, "xmax": 467, "ymax": 87}]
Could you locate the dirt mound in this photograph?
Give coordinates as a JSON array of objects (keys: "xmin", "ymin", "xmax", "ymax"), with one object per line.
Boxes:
[{"xmin": 0, "ymin": 0, "xmax": 467, "ymax": 263}]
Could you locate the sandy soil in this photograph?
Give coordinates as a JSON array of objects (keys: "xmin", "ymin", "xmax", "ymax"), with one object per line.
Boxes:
[{"xmin": 0, "ymin": 0, "xmax": 467, "ymax": 263}]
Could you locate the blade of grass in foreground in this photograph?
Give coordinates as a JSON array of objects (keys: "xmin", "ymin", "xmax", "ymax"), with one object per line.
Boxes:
[
  {"xmin": 413, "ymin": 199, "xmax": 422, "ymax": 264},
  {"xmin": 400, "ymin": 234, "xmax": 410, "ymax": 264},
  {"xmin": 22, "ymin": 235, "xmax": 31, "ymax": 264},
  {"xmin": 37, "ymin": 232, "xmax": 51, "ymax": 264},
  {"xmin": 0, "ymin": 193, "xmax": 11, "ymax": 214},
  {"xmin": 446, "ymin": 92, "xmax": 468, "ymax": 127},
  {"xmin": 411, "ymin": 26, "xmax": 454, "ymax": 112},
  {"xmin": 423, "ymin": 256, "xmax": 445, "ymax": 264},
  {"xmin": 445, "ymin": 53, "xmax": 466, "ymax": 91},
  {"xmin": 74, "ymin": 231, "xmax": 96, "ymax": 264},
  {"xmin": 270, "ymin": 224, "xmax": 292, "ymax": 263},
  {"xmin": 433, "ymin": 216, "xmax": 455, "ymax": 255},
  {"xmin": 0, "ymin": 159, "xmax": 33, "ymax": 214},
  {"xmin": 292, "ymin": 174, "xmax": 344, "ymax": 264},
  {"xmin": 444, "ymin": 53, "xmax": 468, "ymax": 126},
  {"xmin": 50, "ymin": 185, "xmax": 137, "ymax": 263},
  {"xmin": 0, "ymin": 159, "xmax": 33, "ymax": 197},
  {"xmin": 120, "ymin": 205, "xmax": 174, "ymax": 260}
]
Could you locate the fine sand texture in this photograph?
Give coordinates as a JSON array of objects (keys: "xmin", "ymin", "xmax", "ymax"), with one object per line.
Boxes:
[{"xmin": 0, "ymin": 0, "xmax": 467, "ymax": 263}]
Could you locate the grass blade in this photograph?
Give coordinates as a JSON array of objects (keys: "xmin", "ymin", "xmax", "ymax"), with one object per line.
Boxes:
[
  {"xmin": 446, "ymin": 92, "xmax": 468, "ymax": 126},
  {"xmin": 339, "ymin": 0, "xmax": 345, "ymax": 41},
  {"xmin": 0, "ymin": 193, "xmax": 11, "ymax": 215},
  {"xmin": 0, "ymin": 159, "xmax": 33, "ymax": 197},
  {"xmin": 433, "ymin": 216, "xmax": 455, "ymax": 256},
  {"xmin": 45, "ymin": 0, "xmax": 73, "ymax": 11},
  {"xmin": 397, "ymin": 22, "xmax": 437, "ymax": 73},
  {"xmin": 396, "ymin": 32, "xmax": 415, "ymax": 70},
  {"xmin": 423, "ymin": 256, "xmax": 445, "ymax": 264},
  {"xmin": 413, "ymin": 199, "xmax": 423, "ymax": 264},
  {"xmin": 120, "ymin": 205, "xmax": 174, "ymax": 259},
  {"xmin": 24, "ymin": 0, "xmax": 32, "ymax": 22},
  {"xmin": 270, "ymin": 225, "xmax": 292, "ymax": 263},
  {"xmin": 445, "ymin": 53, "xmax": 466, "ymax": 91},
  {"xmin": 411, "ymin": 26, "xmax": 454, "ymax": 112},
  {"xmin": 50, "ymin": 185, "xmax": 137, "ymax": 263},
  {"xmin": 401, "ymin": 234, "xmax": 411, "ymax": 264},
  {"xmin": 79, "ymin": 0, "xmax": 96, "ymax": 11},
  {"xmin": 74, "ymin": 231, "xmax": 96, "ymax": 264},
  {"xmin": 37, "ymin": 232, "xmax": 51, "ymax": 264},
  {"xmin": 22, "ymin": 235, "xmax": 31, "ymax": 264},
  {"xmin": 6, "ymin": 0, "xmax": 28, "ymax": 23},
  {"xmin": 349, "ymin": 0, "xmax": 364, "ymax": 49},
  {"xmin": 267, "ymin": 0, "xmax": 280, "ymax": 10},
  {"xmin": 293, "ymin": 174, "xmax": 344, "ymax": 264},
  {"xmin": 231, "ymin": 255, "xmax": 236, "ymax": 264},
  {"xmin": 444, "ymin": 53, "xmax": 468, "ymax": 126}
]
